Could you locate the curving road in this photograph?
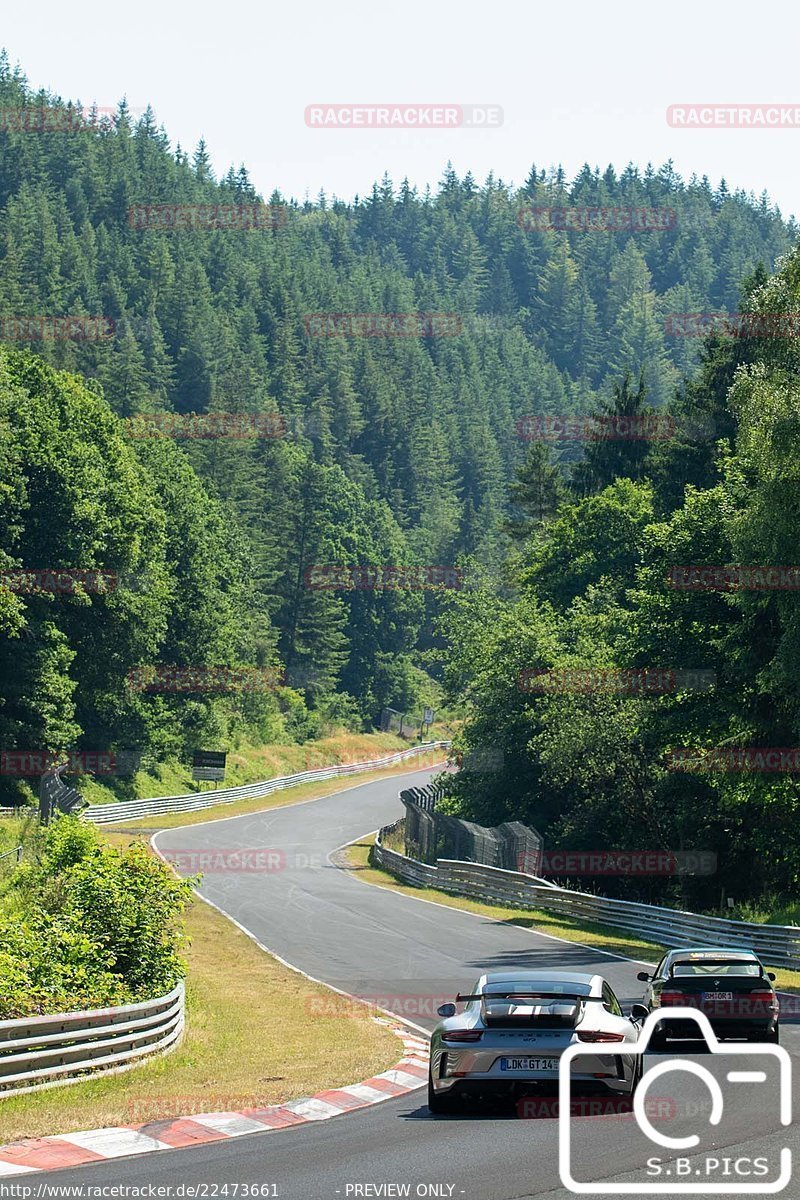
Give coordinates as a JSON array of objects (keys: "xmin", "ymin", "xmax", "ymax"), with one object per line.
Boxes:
[{"xmin": 36, "ymin": 767, "xmax": 799, "ymax": 1199}]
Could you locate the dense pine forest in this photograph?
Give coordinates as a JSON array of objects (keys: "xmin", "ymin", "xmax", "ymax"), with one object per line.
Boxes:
[{"xmin": 2, "ymin": 52, "xmax": 800, "ymax": 904}]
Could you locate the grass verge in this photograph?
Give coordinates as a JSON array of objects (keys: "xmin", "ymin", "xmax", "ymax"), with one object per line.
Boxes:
[
  {"xmin": 342, "ymin": 838, "xmax": 800, "ymax": 994},
  {"xmin": 0, "ymin": 875, "xmax": 402, "ymax": 1143}
]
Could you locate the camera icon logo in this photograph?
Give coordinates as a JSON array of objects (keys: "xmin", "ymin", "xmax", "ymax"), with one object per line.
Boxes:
[{"xmin": 558, "ymin": 1007, "xmax": 792, "ymax": 1194}]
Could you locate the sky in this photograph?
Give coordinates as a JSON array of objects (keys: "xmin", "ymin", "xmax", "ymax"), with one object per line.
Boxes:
[{"xmin": 4, "ymin": 0, "xmax": 800, "ymax": 218}]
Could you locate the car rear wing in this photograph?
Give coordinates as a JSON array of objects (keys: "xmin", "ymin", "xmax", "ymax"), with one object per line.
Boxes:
[
  {"xmin": 455, "ymin": 990, "xmax": 599, "ymax": 1029},
  {"xmin": 455, "ymin": 992, "xmax": 603, "ymax": 1003}
]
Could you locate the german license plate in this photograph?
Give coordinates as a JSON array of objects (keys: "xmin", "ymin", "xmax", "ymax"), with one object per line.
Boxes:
[
  {"xmin": 702, "ymin": 991, "xmax": 733, "ymax": 1002},
  {"xmin": 499, "ymin": 1056, "xmax": 558, "ymax": 1071}
]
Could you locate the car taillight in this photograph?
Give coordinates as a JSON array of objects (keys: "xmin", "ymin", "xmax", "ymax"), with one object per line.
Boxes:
[
  {"xmin": 748, "ymin": 991, "xmax": 780, "ymax": 1010},
  {"xmin": 658, "ymin": 991, "xmax": 686, "ymax": 1007},
  {"xmin": 442, "ymin": 1030, "xmax": 483, "ymax": 1042},
  {"xmin": 576, "ymin": 1031, "xmax": 626, "ymax": 1043}
]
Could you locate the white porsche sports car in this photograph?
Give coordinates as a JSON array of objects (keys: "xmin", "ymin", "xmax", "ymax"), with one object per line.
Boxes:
[{"xmin": 428, "ymin": 969, "xmax": 643, "ymax": 1112}]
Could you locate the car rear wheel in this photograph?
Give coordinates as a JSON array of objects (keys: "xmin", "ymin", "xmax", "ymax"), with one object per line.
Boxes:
[
  {"xmin": 427, "ymin": 1070, "xmax": 458, "ymax": 1114},
  {"xmin": 648, "ymin": 1025, "xmax": 669, "ymax": 1052},
  {"xmin": 750, "ymin": 1027, "xmax": 779, "ymax": 1044}
]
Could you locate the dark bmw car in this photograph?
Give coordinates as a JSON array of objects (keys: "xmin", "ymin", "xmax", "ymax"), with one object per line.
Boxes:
[{"xmin": 637, "ymin": 947, "xmax": 780, "ymax": 1048}]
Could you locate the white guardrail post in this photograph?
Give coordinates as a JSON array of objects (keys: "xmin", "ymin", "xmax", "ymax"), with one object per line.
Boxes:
[
  {"xmin": 0, "ymin": 982, "xmax": 185, "ymax": 1095},
  {"xmin": 374, "ymin": 824, "xmax": 800, "ymax": 970},
  {"xmin": 80, "ymin": 741, "xmax": 450, "ymax": 824}
]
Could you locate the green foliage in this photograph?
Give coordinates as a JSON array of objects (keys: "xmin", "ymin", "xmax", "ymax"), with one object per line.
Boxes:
[
  {"xmin": 0, "ymin": 913, "xmax": 129, "ymax": 1019},
  {"xmin": 570, "ymin": 372, "xmax": 654, "ymax": 496},
  {"xmin": 505, "ymin": 442, "xmax": 566, "ymax": 541},
  {"xmin": 0, "ymin": 347, "xmax": 274, "ymax": 786},
  {"xmin": 0, "ymin": 816, "xmax": 192, "ymax": 1017},
  {"xmin": 520, "ymin": 478, "xmax": 655, "ymax": 609},
  {"xmin": 439, "ymin": 240, "xmax": 800, "ymax": 908},
  {"xmin": 3, "ymin": 57, "xmax": 800, "ymax": 902},
  {"xmin": 61, "ymin": 840, "xmax": 192, "ymax": 995}
]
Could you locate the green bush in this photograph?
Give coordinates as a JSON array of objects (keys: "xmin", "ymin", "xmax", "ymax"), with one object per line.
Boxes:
[
  {"xmin": 64, "ymin": 841, "xmax": 193, "ymax": 996},
  {"xmin": 0, "ymin": 913, "xmax": 129, "ymax": 1018},
  {"xmin": 0, "ymin": 817, "xmax": 193, "ymax": 1017}
]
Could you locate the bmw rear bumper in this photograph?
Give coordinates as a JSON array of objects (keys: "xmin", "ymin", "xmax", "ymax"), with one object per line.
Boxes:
[{"xmin": 655, "ymin": 1016, "xmax": 778, "ymax": 1041}]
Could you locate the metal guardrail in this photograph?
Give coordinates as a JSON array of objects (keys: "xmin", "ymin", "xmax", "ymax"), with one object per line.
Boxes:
[
  {"xmin": 374, "ymin": 827, "xmax": 800, "ymax": 969},
  {"xmin": 82, "ymin": 742, "xmax": 450, "ymax": 824},
  {"xmin": 0, "ymin": 982, "xmax": 185, "ymax": 1095}
]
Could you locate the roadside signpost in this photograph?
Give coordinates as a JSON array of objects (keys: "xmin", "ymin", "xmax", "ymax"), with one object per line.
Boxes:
[
  {"xmin": 192, "ymin": 749, "xmax": 227, "ymax": 784},
  {"xmin": 420, "ymin": 707, "xmax": 436, "ymax": 737}
]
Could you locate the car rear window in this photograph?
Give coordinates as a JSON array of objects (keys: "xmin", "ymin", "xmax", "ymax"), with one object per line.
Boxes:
[
  {"xmin": 483, "ymin": 980, "xmax": 593, "ymax": 996},
  {"xmin": 671, "ymin": 962, "xmax": 762, "ymax": 977}
]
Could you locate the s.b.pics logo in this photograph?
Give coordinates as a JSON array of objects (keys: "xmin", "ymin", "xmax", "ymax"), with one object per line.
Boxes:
[{"xmin": 558, "ymin": 1009, "xmax": 792, "ymax": 1194}]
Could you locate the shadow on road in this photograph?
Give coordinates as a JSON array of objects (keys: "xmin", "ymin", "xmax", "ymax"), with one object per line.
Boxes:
[{"xmin": 463, "ymin": 940, "xmax": 635, "ymax": 973}]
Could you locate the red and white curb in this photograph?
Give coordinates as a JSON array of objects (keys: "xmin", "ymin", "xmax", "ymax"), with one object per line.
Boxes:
[{"xmin": 0, "ymin": 1021, "xmax": 429, "ymax": 1175}]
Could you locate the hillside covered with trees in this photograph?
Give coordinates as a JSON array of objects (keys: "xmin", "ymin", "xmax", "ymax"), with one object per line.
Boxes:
[
  {"xmin": 1, "ymin": 51, "xmax": 799, "ymax": 862},
  {"xmin": 439, "ymin": 247, "xmax": 800, "ymax": 908}
]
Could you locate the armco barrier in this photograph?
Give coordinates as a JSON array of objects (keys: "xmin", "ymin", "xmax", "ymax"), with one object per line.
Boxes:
[
  {"xmin": 374, "ymin": 827, "xmax": 800, "ymax": 969},
  {"xmin": 0, "ymin": 983, "xmax": 184, "ymax": 1095},
  {"xmin": 82, "ymin": 742, "xmax": 449, "ymax": 824}
]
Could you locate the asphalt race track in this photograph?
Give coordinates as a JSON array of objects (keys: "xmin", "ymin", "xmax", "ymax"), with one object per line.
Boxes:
[{"xmin": 35, "ymin": 767, "xmax": 800, "ymax": 1199}]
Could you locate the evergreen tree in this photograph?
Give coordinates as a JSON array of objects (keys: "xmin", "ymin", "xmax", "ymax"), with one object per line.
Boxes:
[
  {"xmin": 505, "ymin": 442, "xmax": 566, "ymax": 540},
  {"xmin": 571, "ymin": 372, "xmax": 654, "ymax": 495}
]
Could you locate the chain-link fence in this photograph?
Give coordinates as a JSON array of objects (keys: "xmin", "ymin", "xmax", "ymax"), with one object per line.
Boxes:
[{"xmin": 400, "ymin": 785, "xmax": 542, "ymax": 871}]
